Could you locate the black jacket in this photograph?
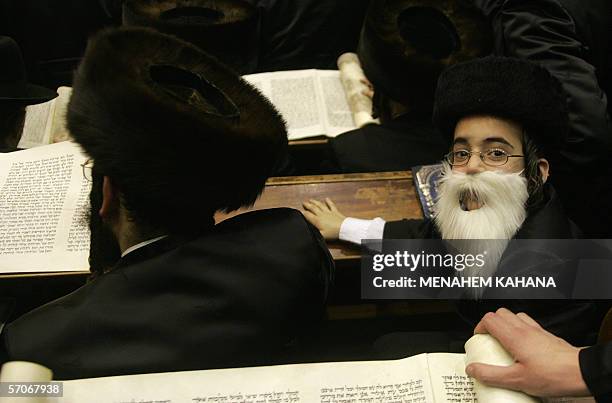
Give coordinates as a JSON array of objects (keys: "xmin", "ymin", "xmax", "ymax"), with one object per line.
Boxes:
[
  {"xmin": 248, "ymin": 0, "xmax": 370, "ymax": 72},
  {"xmin": 329, "ymin": 113, "xmax": 448, "ymax": 173},
  {"xmin": 0, "ymin": 208, "xmax": 333, "ymax": 380},
  {"xmin": 580, "ymin": 343, "xmax": 612, "ymax": 402},
  {"xmin": 384, "ymin": 185, "xmax": 600, "ymax": 345},
  {"xmin": 471, "ymin": 0, "xmax": 612, "ymax": 236}
]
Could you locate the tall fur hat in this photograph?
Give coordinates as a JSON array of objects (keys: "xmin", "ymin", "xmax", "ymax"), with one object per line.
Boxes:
[
  {"xmin": 122, "ymin": 0, "xmax": 259, "ymax": 74},
  {"xmin": 67, "ymin": 27, "xmax": 287, "ymax": 233},
  {"xmin": 358, "ymin": 0, "xmax": 491, "ymax": 111},
  {"xmin": 433, "ymin": 56, "xmax": 569, "ymax": 156}
]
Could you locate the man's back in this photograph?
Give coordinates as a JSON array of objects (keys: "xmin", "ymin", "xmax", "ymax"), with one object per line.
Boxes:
[{"xmin": 2, "ymin": 208, "xmax": 333, "ymax": 380}]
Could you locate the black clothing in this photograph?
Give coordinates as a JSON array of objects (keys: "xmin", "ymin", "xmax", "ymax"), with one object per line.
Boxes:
[
  {"xmin": 0, "ymin": 0, "xmax": 113, "ymax": 88},
  {"xmin": 0, "ymin": 209, "xmax": 334, "ymax": 380},
  {"xmin": 329, "ymin": 114, "xmax": 448, "ymax": 173},
  {"xmin": 249, "ymin": 0, "xmax": 370, "ymax": 72},
  {"xmin": 472, "ymin": 0, "xmax": 612, "ymax": 236},
  {"xmin": 384, "ymin": 185, "xmax": 599, "ymax": 345},
  {"xmin": 580, "ymin": 343, "xmax": 612, "ymax": 402}
]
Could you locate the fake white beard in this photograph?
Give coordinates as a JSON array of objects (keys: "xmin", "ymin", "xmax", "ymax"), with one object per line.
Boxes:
[
  {"xmin": 433, "ymin": 164, "xmax": 529, "ymax": 298},
  {"xmin": 434, "ymin": 163, "xmax": 529, "ymax": 240}
]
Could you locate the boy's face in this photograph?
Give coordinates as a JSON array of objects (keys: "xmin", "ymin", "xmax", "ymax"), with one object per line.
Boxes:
[{"xmin": 451, "ymin": 115, "xmax": 525, "ymax": 175}]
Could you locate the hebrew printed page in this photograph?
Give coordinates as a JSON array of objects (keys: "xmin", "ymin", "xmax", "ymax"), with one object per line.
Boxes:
[
  {"xmin": 56, "ymin": 354, "xmax": 436, "ymax": 403},
  {"xmin": 243, "ymin": 69, "xmax": 326, "ymax": 140},
  {"xmin": 316, "ymin": 70, "xmax": 356, "ymax": 137},
  {"xmin": 426, "ymin": 353, "xmax": 477, "ymax": 403},
  {"xmin": 0, "ymin": 141, "xmax": 90, "ymax": 274},
  {"xmin": 18, "ymin": 97, "xmax": 55, "ymax": 149}
]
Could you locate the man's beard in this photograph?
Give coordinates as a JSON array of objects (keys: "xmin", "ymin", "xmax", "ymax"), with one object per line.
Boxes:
[{"xmin": 433, "ymin": 164, "xmax": 529, "ymax": 298}]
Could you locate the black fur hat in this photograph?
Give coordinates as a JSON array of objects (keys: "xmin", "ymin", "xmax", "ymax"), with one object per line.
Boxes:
[
  {"xmin": 358, "ymin": 0, "xmax": 491, "ymax": 111},
  {"xmin": 122, "ymin": 0, "xmax": 259, "ymax": 74},
  {"xmin": 433, "ymin": 56, "xmax": 569, "ymax": 156},
  {"xmin": 68, "ymin": 27, "xmax": 287, "ymax": 234}
]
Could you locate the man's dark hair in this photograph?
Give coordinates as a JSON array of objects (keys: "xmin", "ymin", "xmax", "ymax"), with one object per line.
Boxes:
[
  {"xmin": 68, "ymin": 27, "xmax": 287, "ymax": 237},
  {"xmin": 523, "ymin": 133, "xmax": 546, "ymax": 210},
  {"xmin": 0, "ymin": 103, "xmax": 26, "ymax": 150},
  {"xmin": 87, "ymin": 170, "xmax": 121, "ymax": 276}
]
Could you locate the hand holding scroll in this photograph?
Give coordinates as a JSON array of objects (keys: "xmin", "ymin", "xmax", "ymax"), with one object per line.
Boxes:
[{"xmin": 466, "ymin": 308, "xmax": 589, "ymax": 398}]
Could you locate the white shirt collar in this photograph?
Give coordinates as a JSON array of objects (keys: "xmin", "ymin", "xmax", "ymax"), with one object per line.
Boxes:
[{"xmin": 121, "ymin": 235, "xmax": 168, "ymax": 258}]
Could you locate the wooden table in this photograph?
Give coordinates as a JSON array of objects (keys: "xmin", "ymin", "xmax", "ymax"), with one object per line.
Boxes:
[{"xmin": 216, "ymin": 171, "xmax": 423, "ymax": 261}]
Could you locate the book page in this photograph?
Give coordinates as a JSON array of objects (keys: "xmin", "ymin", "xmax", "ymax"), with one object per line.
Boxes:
[
  {"xmin": 243, "ymin": 69, "xmax": 326, "ymax": 140},
  {"xmin": 50, "ymin": 86, "xmax": 73, "ymax": 143},
  {"xmin": 316, "ymin": 70, "xmax": 356, "ymax": 137},
  {"xmin": 426, "ymin": 353, "xmax": 477, "ymax": 403},
  {"xmin": 18, "ymin": 98, "xmax": 55, "ymax": 149},
  {"xmin": 0, "ymin": 141, "xmax": 90, "ymax": 274},
  {"xmin": 55, "ymin": 355, "xmax": 435, "ymax": 403}
]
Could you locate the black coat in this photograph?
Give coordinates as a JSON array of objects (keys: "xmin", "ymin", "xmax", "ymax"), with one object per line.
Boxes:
[
  {"xmin": 383, "ymin": 185, "xmax": 601, "ymax": 345},
  {"xmin": 0, "ymin": 208, "xmax": 334, "ymax": 380},
  {"xmin": 329, "ymin": 114, "xmax": 448, "ymax": 173},
  {"xmin": 471, "ymin": 0, "xmax": 612, "ymax": 237},
  {"xmin": 248, "ymin": 0, "xmax": 370, "ymax": 72},
  {"xmin": 580, "ymin": 343, "xmax": 612, "ymax": 402}
]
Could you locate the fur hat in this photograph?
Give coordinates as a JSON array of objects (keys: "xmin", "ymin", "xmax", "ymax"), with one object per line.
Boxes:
[
  {"xmin": 122, "ymin": 0, "xmax": 259, "ymax": 74},
  {"xmin": 357, "ymin": 0, "xmax": 491, "ymax": 111},
  {"xmin": 67, "ymin": 27, "xmax": 287, "ymax": 233},
  {"xmin": 432, "ymin": 56, "xmax": 569, "ymax": 156}
]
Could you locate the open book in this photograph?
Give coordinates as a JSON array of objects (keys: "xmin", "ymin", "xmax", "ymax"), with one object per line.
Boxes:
[
  {"xmin": 17, "ymin": 67, "xmax": 375, "ymax": 145},
  {"xmin": 0, "ymin": 141, "xmax": 90, "ymax": 274},
  {"xmin": 243, "ymin": 69, "xmax": 371, "ymax": 141},
  {"xmin": 0, "ymin": 335, "xmax": 593, "ymax": 402},
  {"xmin": 18, "ymin": 87, "xmax": 72, "ymax": 149}
]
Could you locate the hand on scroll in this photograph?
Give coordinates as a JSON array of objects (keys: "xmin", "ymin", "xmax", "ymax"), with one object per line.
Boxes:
[
  {"xmin": 360, "ymin": 78, "xmax": 374, "ymax": 99},
  {"xmin": 302, "ymin": 198, "xmax": 346, "ymax": 240},
  {"xmin": 466, "ymin": 308, "xmax": 589, "ymax": 397}
]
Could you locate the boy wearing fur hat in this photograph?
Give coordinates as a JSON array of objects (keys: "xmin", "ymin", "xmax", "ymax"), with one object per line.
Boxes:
[
  {"xmin": 0, "ymin": 27, "xmax": 333, "ymax": 379},
  {"xmin": 305, "ymin": 56, "xmax": 599, "ymax": 345}
]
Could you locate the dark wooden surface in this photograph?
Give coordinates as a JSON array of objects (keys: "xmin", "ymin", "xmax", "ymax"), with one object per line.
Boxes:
[{"xmin": 215, "ymin": 171, "xmax": 423, "ymax": 260}]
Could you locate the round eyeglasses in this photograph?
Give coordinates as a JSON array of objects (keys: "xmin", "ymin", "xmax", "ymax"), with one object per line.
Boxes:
[{"xmin": 445, "ymin": 149, "xmax": 524, "ymax": 167}]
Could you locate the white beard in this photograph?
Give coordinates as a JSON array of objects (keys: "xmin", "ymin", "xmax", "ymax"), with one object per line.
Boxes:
[{"xmin": 433, "ymin": 163, "xmax": 529, "ymax": 298}]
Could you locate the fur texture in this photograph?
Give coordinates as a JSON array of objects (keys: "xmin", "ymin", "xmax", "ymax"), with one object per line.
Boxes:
[
  {"xmin": 358, "ymin": 0, "xmax": 492, "ymax": 111},
  {"xmin": 122, "ymin": 0, "xmax": 259, "ymax": 73},
  {"xmin": 433, "ymin": 56, "xmax": 569, "ymax": 157},
  {"xmin": 67, "ymin": 27, "xmax": 287, "ymax": 235}
]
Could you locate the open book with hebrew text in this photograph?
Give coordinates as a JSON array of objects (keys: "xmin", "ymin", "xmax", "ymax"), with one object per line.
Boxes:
[
  {"xmin": 0, "ymin": 141, "xmax": 90, "ymax": 275},
  {"xmin": 243, "ymin": 67, "xmax": 376, "ymax": 141}
]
